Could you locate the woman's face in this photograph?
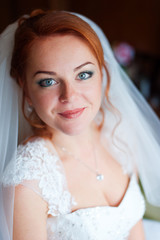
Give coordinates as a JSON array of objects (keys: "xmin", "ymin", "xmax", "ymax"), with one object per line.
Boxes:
[{"xmin": 25, "ymin": 34, "xmax": 102, "ymax": 136}]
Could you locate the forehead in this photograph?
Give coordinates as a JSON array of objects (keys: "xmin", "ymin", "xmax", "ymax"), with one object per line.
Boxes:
[{"xmin": 27, "ymin": 34, "xmax": 99, "ymax": 69}]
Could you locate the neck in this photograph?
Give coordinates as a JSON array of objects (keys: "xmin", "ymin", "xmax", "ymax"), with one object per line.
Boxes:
[
  {"xmin": 49, "ymin": 122, "xmax": 104, "ymax": 181},
  {"xmin": 50, "ymin": 123, "xmax": 100, "ymax": 155}
]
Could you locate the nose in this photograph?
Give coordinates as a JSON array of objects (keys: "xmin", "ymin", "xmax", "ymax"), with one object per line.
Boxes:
[{"xmin": 59, "ymin": 82, "xmax": 77, "ymax": 103}]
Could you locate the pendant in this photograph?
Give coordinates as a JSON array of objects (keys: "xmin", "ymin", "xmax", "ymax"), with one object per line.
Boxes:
[{"xmin": 96, "ymin": 174, "xmax": 104, "ymax": 181}]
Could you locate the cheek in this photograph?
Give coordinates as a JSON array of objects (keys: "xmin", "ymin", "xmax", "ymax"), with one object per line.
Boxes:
[
  {"xmin": 84, "ymin": 79, "xmax": 102, "ymax": 104},
  {"xmin": 29, "ymin": 91, "xmax": 56, "ymax": 112}
]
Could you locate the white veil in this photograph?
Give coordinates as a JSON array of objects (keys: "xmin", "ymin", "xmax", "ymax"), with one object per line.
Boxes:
[
  {"xmin": 0, "ymin": 22, "xmax": 18, "ymax": 240},
  {"xmin": 0, "ymin": 12, "xmax": 160, "ymax": 240},
  {"xmin": 77, "ymin": 13, "xmax": 160, "ymax": 205},
  {"xmin": 0, "ymin": 22, "xmax": 31, "ymax": 240}
]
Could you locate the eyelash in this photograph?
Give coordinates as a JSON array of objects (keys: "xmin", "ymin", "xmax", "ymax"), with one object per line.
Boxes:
[
  {"xmin": 37, "ymin": 71, "xmax": 94, "ymax": 87},
  {"xmin": 37, "ymin": 78, "xmax": 57, "ymax": 87},
  {"xmin": 77, "ymin": 71, "xmax": 94, "ymax": 80}
]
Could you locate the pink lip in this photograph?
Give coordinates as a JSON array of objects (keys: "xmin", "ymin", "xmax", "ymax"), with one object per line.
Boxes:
[{"xmin": 58, "ymin": 108, "xmax": 85, "ymax": 119}]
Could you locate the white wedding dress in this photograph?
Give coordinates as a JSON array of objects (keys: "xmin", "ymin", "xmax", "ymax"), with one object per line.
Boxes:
[{"xmin": 1, "ymin": 138, "xmax": 147, "ymax": 240}]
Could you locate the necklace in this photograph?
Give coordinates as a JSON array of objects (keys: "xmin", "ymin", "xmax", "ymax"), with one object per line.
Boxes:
[{"xmin": 58, "ymin": 145, "xmax": 104, "ymax": 181}]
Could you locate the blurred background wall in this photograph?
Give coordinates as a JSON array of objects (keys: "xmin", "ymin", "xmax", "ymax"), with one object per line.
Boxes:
[{"xmin": 0, "ymin": 0, "xmax": 160, "ymax": 116}]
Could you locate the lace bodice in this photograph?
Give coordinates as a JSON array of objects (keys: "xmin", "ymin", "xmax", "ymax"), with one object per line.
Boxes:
[
  {"xmin": 2, "ymin": 138, "xmax": 76, "ymax": 216},
  {"xmin": 47, "ymin": 174, "xmax": 145, "ymax": 240},
  {"xmin": 2, "ymin": 138, "xmax": 145, "ymax": 240}
]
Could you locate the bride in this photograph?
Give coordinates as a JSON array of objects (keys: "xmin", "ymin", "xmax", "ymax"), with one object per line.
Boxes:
[{"xmin": 0, "ymin": 9, "xmax": 160, "ymax": 240}]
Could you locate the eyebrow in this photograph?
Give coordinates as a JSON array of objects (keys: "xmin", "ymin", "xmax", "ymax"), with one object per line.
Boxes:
[
  {"xmin": 33, "ymin": 71, "xmax": 56, "ymax": 77},
  {"xmin": 33, "ymin": 62, "xmax": 94, "ymax": 77},
  {"xmin": 73, "ymin": 62, "xmax": 94, "ymax": 72}
]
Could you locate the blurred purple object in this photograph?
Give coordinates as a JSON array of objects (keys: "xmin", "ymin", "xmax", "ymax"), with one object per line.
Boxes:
[{"xmin": 113, "ymin": 42, "xmax": 135, "ymax": 66}]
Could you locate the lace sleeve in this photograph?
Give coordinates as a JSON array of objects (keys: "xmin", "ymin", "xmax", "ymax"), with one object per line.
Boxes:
[{"xmin": 1, "ymin": 138, "xmax": 76, "ymax": 216}]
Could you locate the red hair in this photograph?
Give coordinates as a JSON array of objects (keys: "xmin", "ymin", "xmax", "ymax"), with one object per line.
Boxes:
[{"xmin": 11, "ymin": 9, "xmax": 110, "ymax": 138}]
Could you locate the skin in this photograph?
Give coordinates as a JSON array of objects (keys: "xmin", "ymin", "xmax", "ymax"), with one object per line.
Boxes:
[
  {"xmin": 25, "ymin": 34, "xmax": 102, "ymax": 136},
  {"xmin": 14, "ymin": 34, "xmax": 145, "ymax": 240}
]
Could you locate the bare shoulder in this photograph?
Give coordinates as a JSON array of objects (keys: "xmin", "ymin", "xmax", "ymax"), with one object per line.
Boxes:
[
  {"xmin": 128, "ymin": 219, "xmax": 145, "ymax": 240},
  {"xmin": 14, "ymin": 184, "xmax": 48, "ymax": 209},
  {"xmin": 13, "ymin": 184, "xmax": 48, "ymax": 240}
]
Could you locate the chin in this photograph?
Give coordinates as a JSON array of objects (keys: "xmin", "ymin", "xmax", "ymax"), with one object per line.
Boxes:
[
  {"xmin": 56, "ymin": 120, "xmax": 91, "ymax": 136},
  {"xmin": 49, "ymin": 111, "xmax": 98, "ymax": 136},
  {"xmin": 60, "ymin": 126, "xmax": 86, "ymax": 136}
]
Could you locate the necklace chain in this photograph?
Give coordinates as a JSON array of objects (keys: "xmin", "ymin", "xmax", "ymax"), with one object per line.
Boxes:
[{"xmin": 58, "ymin": 145, "xmax": 104, "ymax": 181}]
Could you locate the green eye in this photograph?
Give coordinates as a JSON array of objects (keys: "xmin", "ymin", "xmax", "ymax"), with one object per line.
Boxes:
[
  {"xmin": 77, "ymin": 71, "xmax": 93, "ymax": 80},
  {"xmin": 37, "ymin": 78, "xmax": 57, "ymax": 87}
]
